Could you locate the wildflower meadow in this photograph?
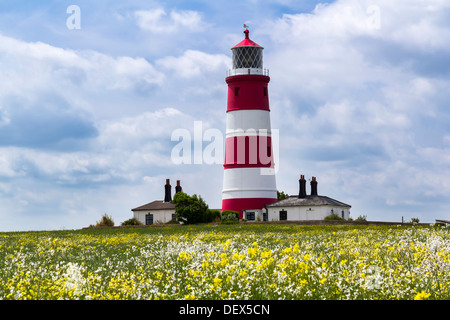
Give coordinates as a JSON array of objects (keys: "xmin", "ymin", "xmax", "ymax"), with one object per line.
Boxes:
[{"xmin": 1, "ymin": 223, "xmax": 449, "ymax": 300}]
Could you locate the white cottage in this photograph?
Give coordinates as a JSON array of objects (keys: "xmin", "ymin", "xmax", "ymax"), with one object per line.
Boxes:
[
  {"xmin": 245, "ymin": 175, "xmax": 351, "ymax": 222},
  {"xmin": 131, "ymin": 179, "xmax": 182, "ymax": 225},
  {"xmin": 265, "ymin": 195, "xmax": 351, "ymax": 221}
]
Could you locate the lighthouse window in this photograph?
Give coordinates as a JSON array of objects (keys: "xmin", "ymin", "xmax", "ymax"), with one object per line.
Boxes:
[
  {"xmin": 263, "ymin": 87, "xmax": 267, "ymax": 96},
  {"xmin": 235, "ymin": 87, "xmax": 240, "ymax": 96}
]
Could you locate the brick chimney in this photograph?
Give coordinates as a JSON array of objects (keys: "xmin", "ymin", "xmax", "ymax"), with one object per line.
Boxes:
[
  {"xmin": 310, "ymin": 176, "xmax": 318, "ymax": 196},
  {"xmin": 164, "ymin": 179, "xmax": 172, "ymax": 202},
  {"xmin": 175, "ymin": 180, "xmax": 182, "ymax": 193},
  {"xmin": 298, "ymin": 174, "xmax": 307, "ymax": 198}
]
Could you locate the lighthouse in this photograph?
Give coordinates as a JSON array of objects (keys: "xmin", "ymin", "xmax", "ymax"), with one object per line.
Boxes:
[{"xmin": 222, "ymin": 28, "xmax": 277, "ymax": 218}]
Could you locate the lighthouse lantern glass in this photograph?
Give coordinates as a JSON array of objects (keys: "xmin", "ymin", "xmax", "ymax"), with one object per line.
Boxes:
[{"xmin": 232, "ymin": 47, "xmax": 263, "ymax": 69}]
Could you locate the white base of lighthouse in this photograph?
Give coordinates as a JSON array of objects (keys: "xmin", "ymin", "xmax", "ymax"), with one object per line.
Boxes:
[{"xmin": 222, "ymin": 167, "xmax": 277, "ymax": 216}]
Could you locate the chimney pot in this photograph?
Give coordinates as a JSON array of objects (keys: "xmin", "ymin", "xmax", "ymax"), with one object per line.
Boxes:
[
  {"xmin": 175, "ymin": 180, "xmax": 182, "ymax": 194},
  {"xmin": 164, "ymin": 179, "xmax": 172, "ymax": 202},
  {"xmin": 310, "ymin": 176, "xmax": 318, "ymax": 196},
  {"xmin": 298, "ymin": 174, "xmax": 307, "ymax": 198}
]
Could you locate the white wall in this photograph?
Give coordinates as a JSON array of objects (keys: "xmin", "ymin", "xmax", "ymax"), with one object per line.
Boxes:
[
  {"xmin": 133, "ymin": 209, "xmax": 175, "ymax": 225},
  {"xmin": 243, "ymin": 209, "xmax": 263, "ymax": 221},
  {"xmin": 268, "ymin": 206, "xmax": 350, "ymax": 221}
]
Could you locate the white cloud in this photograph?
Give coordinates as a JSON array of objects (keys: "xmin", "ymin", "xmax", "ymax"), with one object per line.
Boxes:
[
  {"xmin": 157, "ymin": 50, "xmax": 230, "ymax": 78},
  {"xmin": 134, "ymin": 8, "xmax": 167, "ymax": 33},
  {"xmin": 135, "ymin": 8, "xmax": 205, "ymax": 33},
  {"xmin": 0, "ymin": 33, "xmax": 164, "ymax": 98}
]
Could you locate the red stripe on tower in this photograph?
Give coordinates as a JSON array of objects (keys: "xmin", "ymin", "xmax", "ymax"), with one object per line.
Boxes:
[{"xmin": 222, "ymin": 28, "xmax": 277, "ymax": 218}]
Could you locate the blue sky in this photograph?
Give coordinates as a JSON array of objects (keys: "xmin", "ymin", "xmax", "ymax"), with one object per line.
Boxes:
[{"xmin": 0, "ymin": 0, "xmax": 449, "ymax": 231}]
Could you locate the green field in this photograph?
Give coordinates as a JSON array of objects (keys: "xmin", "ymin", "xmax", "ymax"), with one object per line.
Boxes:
[{"xmin": 1, "ymin": 223, "xmax": 449, "ymax": 300}]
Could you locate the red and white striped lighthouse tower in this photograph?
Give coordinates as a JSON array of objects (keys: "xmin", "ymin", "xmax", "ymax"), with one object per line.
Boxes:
[{"xmin": 222, "ymin": 28, "xmax": 277, "ymax": 217}]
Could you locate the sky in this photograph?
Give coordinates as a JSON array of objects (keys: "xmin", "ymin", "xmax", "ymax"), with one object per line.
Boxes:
[{"xmin": 0, "ymin": 0, "xmax": 449, "ymax": 231}]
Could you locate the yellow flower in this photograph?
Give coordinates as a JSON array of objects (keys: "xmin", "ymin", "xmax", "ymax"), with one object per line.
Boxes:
[
  {"xmin": 239, "ymin": 270, "xmax": 248, "ymax": 277},
  {"xmin": 414, "ymin": 291, "xmax": 431, "ymax": 300},
  {"xmin": 261, "ymin": 249, "xmax": 272, "ymax": 259},
  {"xmin": 319, "ymin": 277, "xmax": 327, "ymax": 284},
  {"xmin": 213, "ymin": 277, "xmax": 222, "ymax": 287},
  {"xmin": 178, "ymin": 251, "xmax": 187, "ymax": 260},
  {"xmin": 247, "ymin": 247, "xmax": 258, "ymax": 257}
]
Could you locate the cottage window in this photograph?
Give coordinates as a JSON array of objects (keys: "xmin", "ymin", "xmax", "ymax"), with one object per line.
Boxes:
[
  {"xmin": 279, "ymin": 210, "xmax": 287, "ymax": 221},
  {"xmin": 246, "ymin": 211, "xmax": 255, "ymax": 221},
  {"xmin": 145, "ymin": 213, "xmax": 154, "ymax": 225}
]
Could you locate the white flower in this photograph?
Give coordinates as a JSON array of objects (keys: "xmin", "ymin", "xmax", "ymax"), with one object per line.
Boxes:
[{"xmin": 64, "ymin": 262, "xmax": 84, "ymax": 292}]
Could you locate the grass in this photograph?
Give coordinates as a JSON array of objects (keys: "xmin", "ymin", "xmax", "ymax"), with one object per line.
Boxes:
[{"xmin": 0, "ymin": 223, "xmax": 449, "ymax": 300}]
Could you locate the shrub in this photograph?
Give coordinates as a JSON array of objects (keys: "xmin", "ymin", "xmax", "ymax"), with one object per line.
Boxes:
[
  {"xmin": 220, "ymin": 210, "xmax": 240, "ymax": 224},
  {"xmin": 324, "ymin": 213, "xmax": 344, "ymax": 220},
  {"xmin": 206, "ymin": 209, "xmax": 221, "ymax": 223},
  {"xmin": 355, "ymin": 215, "xmax": 367, "ymax": 222},
  {"xmin": 121, "ymin": 218, "xmax": 143, "ymax": 226},
  {"xmin": 411, "ymin": 217, "xmax": 420, "ymax": 224},
  {"xmin": 95, "ymin": 214, "xmax": 114, "ymax": 227}
]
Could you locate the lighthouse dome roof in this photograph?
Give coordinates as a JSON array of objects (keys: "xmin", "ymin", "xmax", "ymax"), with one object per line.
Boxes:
[{"xmin": 232, "ymin": 29, "xmax": 263, "ymax": 49}]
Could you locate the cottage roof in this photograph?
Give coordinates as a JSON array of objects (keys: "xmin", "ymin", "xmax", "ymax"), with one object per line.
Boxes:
[
  {"xmin": 131, "ymin": 200, "xmax": 175, "ymax": 211},
  {"xmin": 266, "ymin": 195, "xmax": 351, "ymax": 208}
]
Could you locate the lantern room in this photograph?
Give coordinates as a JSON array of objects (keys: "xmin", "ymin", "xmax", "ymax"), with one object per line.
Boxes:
[{"xmin": 228, "ymin": 29, "xmax": 268, "ymax": 76}]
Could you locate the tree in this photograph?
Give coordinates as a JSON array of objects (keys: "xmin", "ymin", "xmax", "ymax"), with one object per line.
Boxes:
[
  {"xmin": 277, "ymin": 190, "xmax": 288, "ymax": 200},
  {"xmin": 173, "ymin": 192, "xmax": 216, "ymax": 224}
]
